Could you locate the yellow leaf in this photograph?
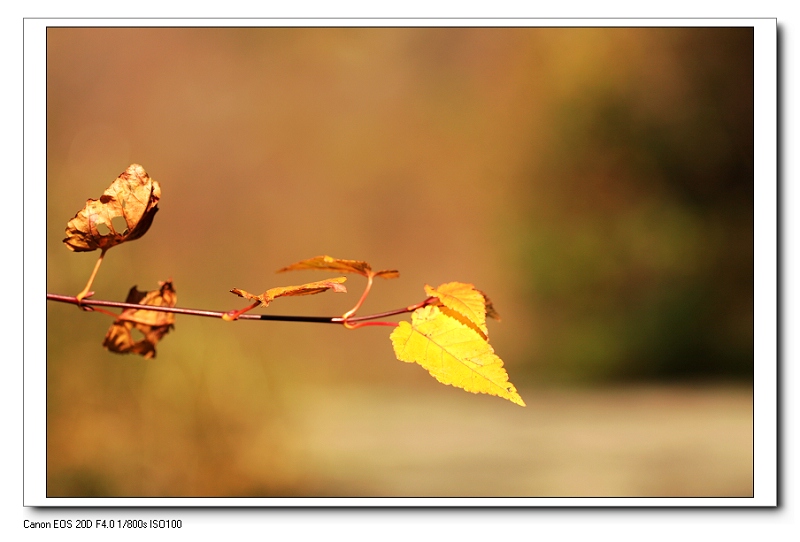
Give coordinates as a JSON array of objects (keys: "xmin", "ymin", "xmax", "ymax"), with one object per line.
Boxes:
[
  {"xmin": 230, "ymin": 277, "xmax": 347, "ymax": 307},
  {"xmin": 103, "ymin": 280, "xmax": 176, "ymax": 359},
  {"xmin": 63, "ymin": 164, "xmax": 161, "ymax": 252},
  {"xmin": 390, "ymin": 305, "xmax": 525, "ymax": 406},
  {"xmin": 424, "ymin": 282, "xmax": 489, "ymax": 336},
  {"xmin": 277, "ymin": 255, "xmax": 398, "ymax": 279}
]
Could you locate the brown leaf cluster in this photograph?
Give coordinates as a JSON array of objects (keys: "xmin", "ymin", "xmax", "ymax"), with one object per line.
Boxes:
[
  {"xmin": 103, "ymin": 280, "xmax": 176, "ymax": 359},
  {"xmin": 63, "ymin": 164, "xmax": 161, "ymax": 252}
]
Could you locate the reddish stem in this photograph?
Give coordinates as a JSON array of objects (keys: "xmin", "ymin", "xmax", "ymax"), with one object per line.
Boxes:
[
  {"xmin": 406, "ymin": 297, "xmax": 436, "ymax": 312},
  {"xmin": 223, "ymin": 300, "xmax": 261, "ymax": 321},
  {"xmin": 87, "ymin": 306, "xmax": 123, "ymax": 319},
  {"xmin": 342, "ymin": 273, "xmax": 374, "ymax": 320},
  {"xmin": 343, "ymin": 321, "xmax": 400, "ymax": 330}
]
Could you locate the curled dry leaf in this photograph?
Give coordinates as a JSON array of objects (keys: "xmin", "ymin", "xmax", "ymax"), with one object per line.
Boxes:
[
  {"xmin": 103, "ymin": 280, "xmax": 176, "ymax": 359},
  {"xmin": 277, "ymin": 255, "xmax": 398, "ymax": 279},
  {"xmin": 230, "ymin": 277, "xmax": 348, "ymax": 308},
  {"xmin": 63, "ymin": 164, "xmax": 161, "ymax": 252},
  {"xmin": 390, "ymin": 305, "xmax": 524, "ymax": 406}
]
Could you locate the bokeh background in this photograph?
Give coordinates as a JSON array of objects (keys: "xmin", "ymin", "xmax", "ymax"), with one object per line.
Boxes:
[{"xmin": 46, "ymin": 27, "xmax": 753, "ymax": 497}]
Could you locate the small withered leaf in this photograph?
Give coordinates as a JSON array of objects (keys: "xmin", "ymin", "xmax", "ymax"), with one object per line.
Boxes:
[
  {"xmin": 63, "ymin": 164, "xmax": 161, "ymax": 252},
  {"xmin": 373, "ymin": 269, "xmax": 400, "ymax": 280},
  {"xmin": 230, "ymin": 277, "xmax": 347, "ymax": 308},
  {"xmin": 103, "ymin": 280, "xmax": 177, "ymax": 359},
  {"xmin": 277, "ymin": 255, "xmax": 371, "ymax": 276},
  {"xmin": 277, "ymin": 255, "xmax": 377, "ymax": 277}
]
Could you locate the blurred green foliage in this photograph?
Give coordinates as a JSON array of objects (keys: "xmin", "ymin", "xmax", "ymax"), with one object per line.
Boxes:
[{"xmin": 517, "ymin": 29, "xmax": 753, "ymax": 382}]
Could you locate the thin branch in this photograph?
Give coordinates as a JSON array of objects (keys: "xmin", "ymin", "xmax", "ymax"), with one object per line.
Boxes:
[
  {"xmin": 343, "ymin": 320, "xmax": 400, "ymax": 329},
  {"xmin": 46, "ymin": 293, "xmax": 437, "ymax": 324},
  {"xmin": 75, "ymin": 248, "xmax": 107, "ymax": 303}
]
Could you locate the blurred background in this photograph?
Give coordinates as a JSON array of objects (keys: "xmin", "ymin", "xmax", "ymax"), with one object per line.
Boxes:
[{"xmin": 46, "ymin": 27, "xmax": 753, "ymax": 497}]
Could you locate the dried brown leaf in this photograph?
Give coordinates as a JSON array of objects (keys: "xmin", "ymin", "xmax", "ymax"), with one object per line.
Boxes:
[
  {"xmin": 63, "ymin": 164, "xmax": 161, "ymax": 252},
  {"xmin": 103, "ymin": 280, "xmax": 176, "ymax": 359},
  {"xmin": 373, "ymin": 269, "xmax": 400, "ymax": 279},
  {"xmin": 277, "ymin": 255, "xmax": 398, "ymax": 279},
  {"xmin": 277, "ymin": 255, "xmax": 372, "ymax": 276}
]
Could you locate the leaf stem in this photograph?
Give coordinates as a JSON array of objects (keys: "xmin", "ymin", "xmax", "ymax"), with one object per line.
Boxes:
[
  {"xmin": 223, "ymin": 301, "xmax": 261, "ymax": 321},
  {"xmin": 85, "ymin": 306, "xmax": 122, "ymax": 319},
  {"xmin": 342, "ymin": 273, "xmax": 374, "ymax": 320},
  {"xmin": 75, "ymin": 249, "xmax": 107, "ymax": 304}
]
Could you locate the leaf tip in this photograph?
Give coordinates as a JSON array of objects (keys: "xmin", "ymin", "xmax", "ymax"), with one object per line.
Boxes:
[{"xmin": 374, "ymin": 269, "xmax": 400, "ymax": 279}]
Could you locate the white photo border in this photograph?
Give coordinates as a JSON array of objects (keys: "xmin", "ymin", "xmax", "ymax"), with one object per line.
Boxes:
[{"xmin": 25, "ymin": 17, "xmax": 777, "ymax": 507}]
